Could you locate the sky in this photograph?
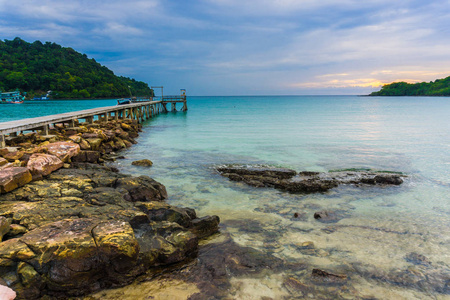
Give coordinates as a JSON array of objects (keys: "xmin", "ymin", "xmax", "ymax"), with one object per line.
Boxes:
[{"xmin": 1, "ymin": 0, "xmax": 450, "ymax": 95}]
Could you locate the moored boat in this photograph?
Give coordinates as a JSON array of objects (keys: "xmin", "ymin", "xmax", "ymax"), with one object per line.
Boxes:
[
  {"xmin": 1, "ymin": 90, "xmax": 25, "ymax": 104},
  {"xmin": 117, "ymin": 98, "xmax": 132, "ymax": 105}
]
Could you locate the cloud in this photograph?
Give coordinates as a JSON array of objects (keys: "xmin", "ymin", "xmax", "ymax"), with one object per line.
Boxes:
[{"xmin": 1, "ymin": 0, "xmax": 450, "ymax": 94}]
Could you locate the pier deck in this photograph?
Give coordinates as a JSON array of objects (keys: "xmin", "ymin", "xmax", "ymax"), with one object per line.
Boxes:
[{"xmin": 0, "ymin": 98, "xmax": 187, "ymax": 148}]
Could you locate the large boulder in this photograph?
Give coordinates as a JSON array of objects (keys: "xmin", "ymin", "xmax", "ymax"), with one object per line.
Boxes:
[
  {"xmin": 45, "ymin": 141, "xmax": 80, "ymax": 163},
  {"xmin": 27, "ymin": 153, "xmax": 63, "ymax": 177},
  {"xmin": 0, "ymin": 167, "xmax": 32, "ymax": 194},
  {"xmin": 16, "ymin": 218, "xmax": 139, "ymax": 295}
]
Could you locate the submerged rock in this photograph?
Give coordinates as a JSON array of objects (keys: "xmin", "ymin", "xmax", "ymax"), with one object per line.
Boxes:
[
  {"xmin": 313, "ymin": 210, "xmax": 349, "ymax": 223},
  {"xmin": 405, "ymin": 252, "xmax": 432, "ymax": 266},
  {"xmin": 216, "ymin": 165, "xmax": 405, "ymax": 194},
  {"xmin": 311, "ymin": 268, "xmax": 348, "ymax": 284}
]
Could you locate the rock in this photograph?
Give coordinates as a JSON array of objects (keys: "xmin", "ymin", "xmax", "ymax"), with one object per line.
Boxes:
[
  {"xmin": 313, "ymin": 210, "xmax": 348, "ymax": 223},
  {"xmin": 27, "ymin": 153, "xmax": 64, "ymax": 176},
  {"xmin": 123, "ymin": 140, "xmax": 133, "ymax": 148},
  {"xmin": 283, "ymin": 276, "xmax": 309, "ymax": 296},
  {"xmin": 81, "ymin": 133, "xmax": 101, "ymax": 139},
  {"xmin": 72, "ymin": 151, "xmax": 100, "ymax": 163},
  {"xmin": 79, "ymin": 139, "xmax": 91, "ymax": 150},
  {"xmin": 135, "ymin": 221, "xmax": 199, "ymax": 267},
  {"xmin": 0, "ymin": 167, "xmax": 32, "ymax": 194},
  {"xmin": 373, "ymin": 174, "xmax": 403, "ymax": 185},
  {"xmin": 136, "ymin": 202, "xmax": 193, "ymax": 227},
  {"xmin": 300, "ymin": 241, "xmax": 315, "ymax": 249},
  {"xmin": 3, "ymin": 151, "xmax": 24, "ymax": 162},
  {"xmin": 91, "ymin": 220, "xmax": 140, "ymax": 274},
  {"xmin": 217, "ymin": 165, "xmax": 297, "ymax": 179},
  {"xmin": 405, "ymin": 252, "xmax": 432, "ymax": 266},
  {"xmin": 86, "ymin": 138, "xmax": 103, "ymax": 151},
  {"xmin": 0, "ymin": 163, "xmax": 13, "ymax": 171},
  {"xmin": 131, "ymin": 159, "xmax": 153, "ymax": 167},
  {"xmin": 0, "ymin": 216, "xmax": 11, "ymax": 241},
  {"xmin": 283, "ymin": 177, "xmax": 338, "ymax": 193},
  {"xmin": 6, "ymin": 224, "xmax": 28, "ymax": 238},
  {"xmin": 311, "ymin": 268, "xmax": 347, "ymax": 283},
  {"xmin": 0, "ymin": 284, "xmax": 16, "ymax": 300},
  {"xmin": 216, "ymin": 165, "xmax": 405, "ymax": 194},
  {"xmin": 0, "ymin": 157, "xmax": 8, "ymax": 167},
  {"xmin": 190, "ymin": 215, "xmax": 220, "ymax": 239},
  {"xmin": 85, "ymin": 151, "xmax": 100, "ymax": 163},
  {"xmin": 115, "ymin": 176, "xmax": 168, "ymax": 202},
  {"xmin": 17, "ymin": 218, "xmax": 139, "ymax": 295},
  {"xmin": 121, "ymin": 123, "xmax": 132, "ymax": 130},
  {"xmin": 68, "ymin": 135, "xmax": 82, "ymax": 143},
  {"xmin": 44, "ymin": 141, "xmax": 80, "ymax": 163}
]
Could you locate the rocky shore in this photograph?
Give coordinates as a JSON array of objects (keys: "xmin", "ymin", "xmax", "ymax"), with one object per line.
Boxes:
[{"xmin": 0, "ymin": 119, "xmax": 220, "ymax": 299}]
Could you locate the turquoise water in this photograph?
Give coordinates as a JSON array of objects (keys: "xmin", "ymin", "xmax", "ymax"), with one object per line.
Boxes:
[
  {"xmin": 2, "ymin": 96, "xmax": 449, "ymax": 299},
  {"xmin": 0, "ymin": 99, "xmax": 117, "ymax": 121}
]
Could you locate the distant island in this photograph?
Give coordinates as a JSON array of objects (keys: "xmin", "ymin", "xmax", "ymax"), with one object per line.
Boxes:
[
  {"xmin": 0, "ymin": 37, "xmax": 153, "ymax": 99},
  {"xmin": 369, "ymin": 76, "xmax": 450, "ymax": 96}
]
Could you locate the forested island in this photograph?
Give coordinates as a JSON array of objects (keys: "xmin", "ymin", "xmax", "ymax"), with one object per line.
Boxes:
[
  {"xmin": 369, "ymin": 76, "xmax": 450, "ymax": 96},
  {"xmin": 0, "ymin": 37, "xmax": 153, "ymax": 99}
]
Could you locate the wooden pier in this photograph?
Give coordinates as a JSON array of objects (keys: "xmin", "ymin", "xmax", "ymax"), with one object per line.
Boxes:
[{"xmin": 0, "ymin": 98, "xmax": 187, "ymax": 148}]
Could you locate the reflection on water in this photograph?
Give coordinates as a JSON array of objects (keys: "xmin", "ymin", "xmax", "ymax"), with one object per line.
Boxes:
[{"xmin": 94, "ymin": 96, "xmax": 449, "ymax": 299}]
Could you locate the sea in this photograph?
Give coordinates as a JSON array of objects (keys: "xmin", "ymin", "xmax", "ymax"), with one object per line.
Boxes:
[{"xmin": 1, "ymin": 96, "xmax": 449, "ymax": 299}]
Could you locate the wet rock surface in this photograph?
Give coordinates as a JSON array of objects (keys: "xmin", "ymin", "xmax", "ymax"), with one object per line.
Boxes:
[
  {"xmin": 0, "ymin": 163, "xmax": 220, "ymax": 299},
  {"xmin": 216, "ymin": 165, "xmax": 405, "ymax": 194},
  {"xmin": 131, "ymin": 159, "xmax": 153, "ymax": 167}
]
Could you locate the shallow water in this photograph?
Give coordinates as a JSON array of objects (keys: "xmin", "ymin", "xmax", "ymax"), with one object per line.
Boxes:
[
  {"xmin": 3, "ymin": 96, "xmax": 448, "ymax": 299},
  {"xmin": 109, "ymin": 96, "xmax": 449, "ymax": 299}
]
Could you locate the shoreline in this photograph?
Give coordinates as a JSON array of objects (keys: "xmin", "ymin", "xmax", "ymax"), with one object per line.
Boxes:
[{"xmin": 0, "ymin": 118, "xmax": 220, "ymax": 299}]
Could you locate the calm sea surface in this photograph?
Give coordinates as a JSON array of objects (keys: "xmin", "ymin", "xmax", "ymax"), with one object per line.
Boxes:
[{"xmin": 2, "ymin": 96, "xmax": 449, "ymax": 299}]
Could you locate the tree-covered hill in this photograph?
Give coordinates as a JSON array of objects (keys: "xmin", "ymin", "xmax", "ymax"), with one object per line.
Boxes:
[
  {"xmin": 0, "ymin": 37, "xmax": 153, "ymax": 99},
  {"xmin": 369, "ymin": 76, "xmax": 450, "ymax": 96}
]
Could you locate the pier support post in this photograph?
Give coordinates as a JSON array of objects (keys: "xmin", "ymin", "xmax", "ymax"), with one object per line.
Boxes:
[
  {"xmin": 42, "ymin": 125, "xmax": 49, "ymax": 135},
  {"xmin": 0, "ymin": 135, "xmax": 5, "ymax": 148},
  {"xmin": 181, "ymin": 100, "xmax": 188, "ymax": 111}
]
